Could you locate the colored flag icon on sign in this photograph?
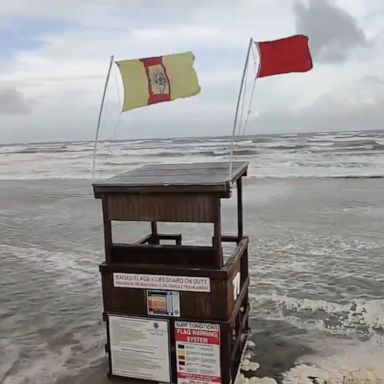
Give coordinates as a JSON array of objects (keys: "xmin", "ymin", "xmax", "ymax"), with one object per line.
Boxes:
[
  {"xmin": 256, "ymin": 34, "xmax": 313, "ymax": 78},
  {"xmin": 116, "ymin": 51, "xmax": 201, "ymax": 112}
]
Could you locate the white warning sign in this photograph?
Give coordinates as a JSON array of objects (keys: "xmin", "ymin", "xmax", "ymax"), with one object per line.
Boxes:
[{"xmin": 113, "ymin": 273, "xmax": 211, "ymax": 292}]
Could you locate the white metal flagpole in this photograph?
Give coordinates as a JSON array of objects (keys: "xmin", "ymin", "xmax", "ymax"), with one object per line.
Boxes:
[
  {"xmin": 91, "ymin": 55, "xmax": 115, "ymax": 182},
  {"xmin": 241, "ymin": 41, "xmax": 261, "ymax": 136},
  {"xmin": 229, "ymin": 38, "xmax": 253, "ymax": 179}
]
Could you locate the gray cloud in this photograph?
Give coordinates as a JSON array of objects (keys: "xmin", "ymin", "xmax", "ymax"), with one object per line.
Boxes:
[
  {"xmin": 294, "ymin": 0, "xmax": 368, "ymax": 63},
  {"xmin": 0, "ymin": 88, "xmax": 31, "ymax": 114},
  {"xmin": 251, "ymin": 92, "xmax": 384, "ymax": 134},
  {"xmin": 362, "ymin": 75, "xmax": 384, "ymax": 84},
  {"xmin": 0, "ymin": 1, "xmax": 383, "ymax": 143}
]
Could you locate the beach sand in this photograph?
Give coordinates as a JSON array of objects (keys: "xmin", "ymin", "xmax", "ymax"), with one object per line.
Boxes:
[{"xmin": 1, "ymin": 178, "xmax": 383, "ymax": 383}]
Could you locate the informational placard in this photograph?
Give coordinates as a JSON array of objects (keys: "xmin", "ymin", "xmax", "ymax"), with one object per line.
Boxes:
[
  {"xmin": 175, "ymin": 321, "xmax": 221, "ymax": 384},
  {"xmin": 114, "ymin": 272, "xmax": 210, "ymax": 292},
  {"xmin": 147, "ymin": 290, "xmax": 180, "ymax": 317},
  {"xmin": 109, "ymin": 315, "xmax": 170, "ymax": 382}
]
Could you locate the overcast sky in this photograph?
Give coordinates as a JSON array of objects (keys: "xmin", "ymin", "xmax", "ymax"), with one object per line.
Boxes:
[{"xmin": 0, "ymin": 0, "xmax": 383, "ymax": 144}]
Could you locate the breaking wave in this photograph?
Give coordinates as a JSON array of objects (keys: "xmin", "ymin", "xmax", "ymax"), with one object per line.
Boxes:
[{"xmin": 0, "ymin": 130, "xmax": 383, "ymax": 180}]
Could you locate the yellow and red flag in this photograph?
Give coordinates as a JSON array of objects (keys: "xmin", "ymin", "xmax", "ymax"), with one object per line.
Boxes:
[{"xmin": 116, "ymin": 51, "xmax": 201, "ymax": 112}]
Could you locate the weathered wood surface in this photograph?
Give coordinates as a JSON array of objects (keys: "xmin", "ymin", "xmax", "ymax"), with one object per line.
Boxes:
[
  {"xmin": 93, "ymin": 161, "xmax": 248, "ymax": 197},
  {"xmin": 106, "ymin": 193, "xmax": 217, "ymax": 222},
  {"xmin": 110, "ymin": 243, "xmax": 218, "ymax": 268},
  {"xmin": 100, "ymin": 238, "xmax": 249, "ymax": 320},
  {"xmin": 101, "ymin": 238, "xmax": 248, "ymax": 277}
]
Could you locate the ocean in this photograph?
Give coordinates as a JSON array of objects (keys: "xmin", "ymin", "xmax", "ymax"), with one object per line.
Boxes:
[
  {"xmin": 0, "ymin": 130, "xmax": 383, "ymax": 383},
  {"xmin": 1, "ymin": 130, "xmax": 384, "ymax": 181}
]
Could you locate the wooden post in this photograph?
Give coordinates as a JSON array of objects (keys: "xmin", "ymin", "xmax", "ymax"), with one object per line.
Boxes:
[
  {"xmin": 150, "ymin": 221, "xmax": 158, "ymax": 244},
  {"xmin": 101, "ymin": 196, "xmax": 112, "ymax": 263},
  {"xmin": 237, "ymin": 178, "xmax": 243, "ymax": 241},
  {"xmin": 213, "ymin": 197, "xmax": 223, "ymax": 267}
]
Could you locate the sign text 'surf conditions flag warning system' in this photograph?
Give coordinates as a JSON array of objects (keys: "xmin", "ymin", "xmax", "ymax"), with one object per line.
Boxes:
[{"xmin": 175, "ymin": 321, "xmax": 221, "ymax": 384}]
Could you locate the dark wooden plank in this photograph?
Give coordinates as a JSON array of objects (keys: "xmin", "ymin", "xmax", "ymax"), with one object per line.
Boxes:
[
  {"xmin": 105, "ymin": 161, "xmax": 247, "ymax": 183},
  {"xmin": 213, "ymin": 198, "xmax": 223, "ymax": 268},
  {"xmin": 237, "ymin": 178, "xmax": 243, "ymax": 240},
  {"xmin": 94, "ymin": 184, "xmax": 230, "ymax": 198},
  {"xmin": 101, "ymin": 196, "xmax": 112, "ymax": 263},
  {"xmin": 103, "ymin": 174, "xmax": 228, "ymax": 185},
  {"xmin": 156, "ymin": 233, "xmax": 182, "ymax": 245},
  {"xmin": 110, "ymin": 243, "xmax": 219, "ymax": 268},
  {"xmin": 107, "ymin": 193, "xmax": 217, "ymax": 222},
  {"xmin": 220, "ymin": 323, "xmax": 232, "ymax": 384},
  {"xmin": 221, "ymin": 235, "xmax": 239, "ymax": 243},
  {"xmin": 223, "ymin": 238, "xmax": 248, "ymax": 272},
  {"xmin": 135, "ymin": 234, "xmax": 152, "ymax": 244},
  {"xmin": 101, "ymin": 275, "xmax": 228, "ymax": 320},
  {"xmin": 136, "ymin": 233, "xmax": 182, "ymax": 245},
  {"xmin": 99, "ymin": 260, "xmax": 229, "ymax": 279},
  {"xmin": 93, "ymin": 162, "xmax": 248, "ymax": 197},
  {"xmin": 228, "ymin": 277, "xmax": 250, "ymax": 324},
  {"xmin": 229, "ymin": 303, "xmax": 250, "ymax": 362},
  {"xmin": 150, "ymin": 221, "xmax": 158, "ymax": 244},
  {"xmin": 229, "ymin": 305, "xmax": 250, "ymax": 378}
]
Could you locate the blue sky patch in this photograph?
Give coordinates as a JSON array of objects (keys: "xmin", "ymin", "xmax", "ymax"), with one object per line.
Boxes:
[{"xmin": 0, "ymin": 17, "xmax": 77, "ymax": 60}]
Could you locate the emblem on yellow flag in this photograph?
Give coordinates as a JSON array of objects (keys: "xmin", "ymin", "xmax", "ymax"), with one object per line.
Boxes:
[{"xmin": 116, "ymin": 51, "xmax": 201, "ymax": 112}]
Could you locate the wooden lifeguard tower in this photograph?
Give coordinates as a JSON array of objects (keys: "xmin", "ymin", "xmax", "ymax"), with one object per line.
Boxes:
[{"xmin": 93, "ymin": 161, "xmax": 250, "ymax": 384}]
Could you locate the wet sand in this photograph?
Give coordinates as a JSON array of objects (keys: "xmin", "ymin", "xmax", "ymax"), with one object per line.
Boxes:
[{"xmin": 1, "ymin": 178, "xmax": 383, "ymax": 383}]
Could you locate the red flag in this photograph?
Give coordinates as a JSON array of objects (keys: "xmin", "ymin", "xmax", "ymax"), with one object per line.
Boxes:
[{"xmin": 256, "ymin": 35, "xmax": 312, "ymax": 78}]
